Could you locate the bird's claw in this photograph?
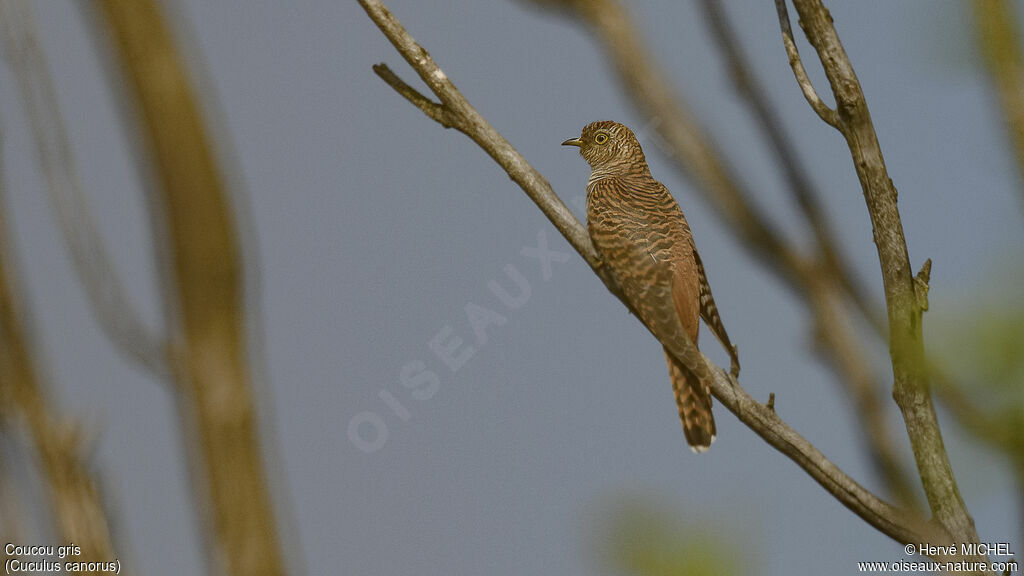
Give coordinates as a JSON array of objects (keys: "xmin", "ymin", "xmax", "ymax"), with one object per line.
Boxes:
[{"xmin": 729, "ymin": 346, "xmax": 740, "ymax": 379}]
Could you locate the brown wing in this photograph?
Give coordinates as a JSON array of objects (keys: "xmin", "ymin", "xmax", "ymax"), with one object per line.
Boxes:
[
  {"xmin": 585, "ymin": 178, "xmax": 703, "ymax": 374},
  {"xmin": 670, "ymin": 250, "xmax": 700, "ymax": 345},
  {"xmin": 667, "ymin": 243, "xmax": 714, "ymax": 452},
  {"xmin": 601, "ymin": 233, "xmax": 715, "ymax": 452},
  {"xmin": 693, "ymin": 248, "xmax": 740, "ymax": 376},
  {"xmin": 587, "ymin": 178, "xmax": 714, "ymax": 451}
]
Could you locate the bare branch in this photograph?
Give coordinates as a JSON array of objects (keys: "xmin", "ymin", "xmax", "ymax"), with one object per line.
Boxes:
[
  {"xmin": 773, "ymin": 0, "xmax": 840, "ymax": 128},
  {"xmin": 780, "ymin": 0, "xmax": 982, "ymax": 550},
  {"xmin": 361, "ymin": 0, "xmax": 602, "ymax": 274},
  {"xmin": 372, "ymin": 64, "xmax": 457, "ymax": 128},
  {"xmin": 697, "ymin": 0, "xmax": 916, "ymax": 508},
  {"xmin": 358, "ymin": 0, "xmax": 966, "ymax": 555},
  {"xmin": 94, "ymin": 1, "xmax": 286, "ymax": 574},
  {"xmin": 0, "ymin": 0, "xmax": 168, "ymax": 377}
]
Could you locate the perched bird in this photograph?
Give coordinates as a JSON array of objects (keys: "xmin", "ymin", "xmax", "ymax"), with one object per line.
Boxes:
[{"xmin": 563, "ymin": 120, "xmax": 739, "ymax": 452}]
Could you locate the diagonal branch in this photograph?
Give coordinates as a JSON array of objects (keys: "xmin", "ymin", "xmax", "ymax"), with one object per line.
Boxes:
[
  {"xmin": 777, "ymin": 0, "xmax": 982, "ymax": 552},
  {"xmin": 363, "ymin": 6, "xmax": 599, "ymax": 275},
  {"xmin": 372, "ymin": 64, "xmax": 457, "ymax": 128},
  {"xmin": 358, "ymin": 0, "xmax": 967, "ymax": 557}
]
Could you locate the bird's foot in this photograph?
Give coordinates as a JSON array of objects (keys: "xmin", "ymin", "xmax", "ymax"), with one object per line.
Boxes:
[{"xmin": 729, "ymin": 346, "xmax": 740, "ymax": 379}]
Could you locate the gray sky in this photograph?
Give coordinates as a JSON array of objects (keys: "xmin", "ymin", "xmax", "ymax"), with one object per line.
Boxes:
[{"xmin": 1, "ymin": 1, "xmax": 1022, "ymax": 574}]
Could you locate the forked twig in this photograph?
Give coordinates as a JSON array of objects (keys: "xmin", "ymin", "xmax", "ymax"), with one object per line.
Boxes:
[{"xmin": 775, "ymin": 0, "xmax": 984, "ymax": 560}]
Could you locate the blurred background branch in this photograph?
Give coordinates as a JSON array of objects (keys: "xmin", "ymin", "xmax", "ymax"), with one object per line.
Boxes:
[
  {"xmin": 697, "ymin": 0, "xmax": 861, "ymax": 302},
  {"xmin": 962, "ymin": 0, "xmax": 1024, "ymax": 545},
  {"xmin": 973, "ymin": 0, "xmax": 1024, "ymax": 214},
  {"xmin": 931, "ymin": 298, "xmax": 1024, "ymax": 547},
  {"xmin": 0, "ymin": 125, "xmax": 117, "ymax": 572},
  {"xmin": 699, "ymin": 0, "xmax": 919, "ymax": 510},
  {"xmin": 0, "ymin": 0, "xmax": 167, "ymax": 377},
  {"xmin": 779, "ymin": 0, "xmax": 981, "ymax": 553},
  {"xmin": 92, "ymin": 1, "xmax": 285, "ymax": 575}
]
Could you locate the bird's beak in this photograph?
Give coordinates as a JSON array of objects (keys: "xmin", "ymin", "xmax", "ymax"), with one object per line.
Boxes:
[{"xmin": 561, "ymin": 137, "xmax": 582, "ymax": 147}]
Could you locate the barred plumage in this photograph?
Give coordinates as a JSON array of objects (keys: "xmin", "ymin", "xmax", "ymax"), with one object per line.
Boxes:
[
  {"xmin": 695, "ymin": 250, "xmax": 740, "ymax": 378},
  {"xmin": 563, "ymin": 121, "xmax": 739, "ymax": 452}
]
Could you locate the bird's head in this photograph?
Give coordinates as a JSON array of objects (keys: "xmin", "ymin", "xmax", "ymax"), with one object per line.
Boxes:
[{"xmin": 562, "ymin": 120, "xmax": 646, "ymax": 176}]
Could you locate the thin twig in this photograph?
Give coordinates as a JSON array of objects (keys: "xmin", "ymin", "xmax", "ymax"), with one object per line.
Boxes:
[
  {"xmin": 358, "ymin": 0, "xmax": 970, "ymax": 557},
  {"xmin": 778, "ymin": 0, "xmax": 983, "ymax": 553},
  {"xmin": 372, "ymin": 64, "xmax": 457, "ymax": 128},
  {"xmin": 0, "ymin": 0, "xmax": 168, "ymax": 377},
  {"xmin": 773, "ymin": 0, "xmax": 840, "ymax": 128},
  {"xmin": 362, "ymin": 5, "xmax": 598, "ymax": 274},
  {"xmin": 699, "ymin": 0, "xmax": 877, "ymax": 324}
]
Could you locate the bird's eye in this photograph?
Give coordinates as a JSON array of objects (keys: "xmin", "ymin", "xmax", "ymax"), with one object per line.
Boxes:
[{"xmin": 594, "ymin": 133, "xmax": 609, "ymax": 144}]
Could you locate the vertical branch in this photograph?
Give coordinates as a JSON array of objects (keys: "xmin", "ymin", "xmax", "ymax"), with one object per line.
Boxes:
[
  {"xmin": 972, "ymin": 0, "xmax": 1024, "ymax": 212},
  {"xmin": 0, "ymin": 132, "xmax": 116, "ymax": 572},
  {"xmin": 778, "ymin": 0, "xmax": 980, "ymax": 546},
  {"xmin": 697, "ymin": 0, "xmax": 916, "ymax": 508},
  {"xmin": 93, "ymin": 2, "xmax": 286, "ymax": 575}
]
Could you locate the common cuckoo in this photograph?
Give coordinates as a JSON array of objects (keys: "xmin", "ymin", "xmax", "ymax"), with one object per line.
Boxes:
[{"xmin": 563, "ymin": 120, "xmax": 739, "ymax": 452}]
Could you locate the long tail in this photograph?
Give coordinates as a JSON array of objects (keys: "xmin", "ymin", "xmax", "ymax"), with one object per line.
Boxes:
[{"xmin": 664, "ymin": 349, "xmax": 716, "ymax": 453}]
